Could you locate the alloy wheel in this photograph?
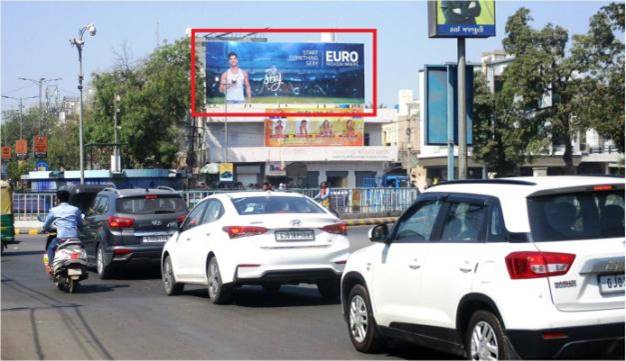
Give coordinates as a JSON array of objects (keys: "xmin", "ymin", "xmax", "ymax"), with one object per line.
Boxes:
[
  {"xmin": 470, "ymin": 321, "xmax": 499, "ymax": 360},
  {"xmin": 208, "ymin": 261, "xmax": 220, "ymax": 299},
  {"xmin": 349, "ymin": 294, "xmax": 368, "ymax": 343}
]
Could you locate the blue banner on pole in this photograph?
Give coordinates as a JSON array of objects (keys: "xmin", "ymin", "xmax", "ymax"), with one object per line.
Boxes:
[{"xmin": 425, "ymin": 65, "xmax": 473, "ymax": 146}]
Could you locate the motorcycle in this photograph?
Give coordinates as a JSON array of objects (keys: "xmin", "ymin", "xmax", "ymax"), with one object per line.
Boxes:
[{"xmin": 38, "ymin": 216, "xmax": 88, "ymax": 293}]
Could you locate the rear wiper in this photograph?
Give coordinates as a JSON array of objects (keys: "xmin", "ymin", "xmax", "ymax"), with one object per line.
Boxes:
[{"xmin": 154, "ymin": 210, "xmax": 175, "ymax": 214}]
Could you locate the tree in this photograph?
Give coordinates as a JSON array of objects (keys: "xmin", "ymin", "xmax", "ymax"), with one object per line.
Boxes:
[
  {"xmin": 571, "ymin": 2, "xmax": 625, "ymax": 152},
  {"xmin": 501, "ymin": 8, "xmax": 584, "ymax": 174},
  {"xmin": 89, "ymin": 37, "xmax": 204, "ymax": 169}
]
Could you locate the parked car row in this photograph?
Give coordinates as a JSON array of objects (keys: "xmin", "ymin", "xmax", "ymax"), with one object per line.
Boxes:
[{"xmin": 57, "ymin": 176, "xmax": 624, "ymax": 360}]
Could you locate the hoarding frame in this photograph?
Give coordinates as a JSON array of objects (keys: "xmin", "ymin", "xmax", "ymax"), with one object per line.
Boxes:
[
  {"xmin": 425, "ymin": 64, "xmax": 473, "ymax": 146},
  {"xmin": 428, "ymin": 0, "xmax": 496, "ymax": 38},
  {"xmin": 190, "ymin": 28, "xmax": 377, "ymax": 118}
]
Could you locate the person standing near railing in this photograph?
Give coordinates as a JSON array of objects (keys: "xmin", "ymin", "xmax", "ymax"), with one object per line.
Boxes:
[{"xmin": 314, "ymin": 182, "xmax": 331, "ymax": 209}]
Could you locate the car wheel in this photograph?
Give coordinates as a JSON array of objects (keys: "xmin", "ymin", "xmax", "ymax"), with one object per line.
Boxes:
[
  {"xmin": 317, "ymin": 279, "xmax": 340, "ymax": 300},
  {"xmin": 466, "ymin": 310, "xmax": 511, "ymax": 360},
  {"xmin": 262, "ymin": 283, "xmax": 281, "ymax": 293},
  {"xmin": 96, "ymin": 244, "xmax": 113, "ymax": 279},
  {"xmin": 347, "ymin": 284, "xmax": 384, "ymax": 353},
  {"xmin": 162, "ymin": 256, "xmax": 184, "ymax": 296},
  {"xmin": 207, "ymin": 257, "xmax": 232, "ymax": 304}
]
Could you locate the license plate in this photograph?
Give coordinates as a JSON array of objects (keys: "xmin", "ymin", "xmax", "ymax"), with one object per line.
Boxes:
[
  {"xmin": 67, "ymin": 268, "xmax": 82, "ymax": 276},
  {"xmin": 275, "ymin": 230, "xmax": 315, "ymax": 242},
  {"xmin": 599, "ymin": 274, "xmax": 625, "ymax": 294},
  {"xmin": 143, "ymin": 236, "xmax": 168, "ymax": 243}
]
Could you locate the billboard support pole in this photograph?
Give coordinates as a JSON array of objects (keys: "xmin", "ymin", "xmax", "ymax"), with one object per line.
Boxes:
[
  {"xmin": 457, "ymin": 37, "xmax": 467, "ymax": 180},
  {"xmin": 446, "ymin": 64, "xmax": 455, "ymax": 181}
]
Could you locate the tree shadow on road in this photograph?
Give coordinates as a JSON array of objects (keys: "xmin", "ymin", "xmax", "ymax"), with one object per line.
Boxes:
[{"xmin": 184, "ymin": 284, "xmax": 341, "ymax": 308}]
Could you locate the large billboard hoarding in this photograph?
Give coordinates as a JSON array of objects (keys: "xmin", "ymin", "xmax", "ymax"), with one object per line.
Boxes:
[
  {"xmin": 425, "ymin": 65, "xmax": 473, "ymax": 145},
  {"xmin": 206, "ymin": 41, "xmax": 364, "ymax": 105},
  {"xmin": 428, "ymin": 0, "xmax": 495, "ymax": 38},
  {"xmin": 264, "ymin": 117, "xmax": 364, "ymax": 147}
]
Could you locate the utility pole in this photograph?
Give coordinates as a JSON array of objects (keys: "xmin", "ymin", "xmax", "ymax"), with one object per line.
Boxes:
[
  {"xmin": 457, "ymin": 38, "xmax": 467, "ymax": 180},
  {"xmin": 70, "ymin": 23, "xmax": 97, "ymax": 185},
  {"xmin": 18, "ymin": 77, "xmax": 61, "ymax": 134},
  {"xmin": 2, "ymin": 95, "xmax": 38, "ymax": 139},
  {"xmin": 112, "ymin": 94, "xmax": 121, "ymax": 172}
]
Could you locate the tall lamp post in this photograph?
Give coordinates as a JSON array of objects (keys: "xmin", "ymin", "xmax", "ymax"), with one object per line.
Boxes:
[{"xmin": 70, "ymin": 23, "xmax": 96, "ymax": 184}]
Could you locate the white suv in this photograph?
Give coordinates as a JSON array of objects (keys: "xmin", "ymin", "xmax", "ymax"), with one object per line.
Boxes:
[{"xmin": 341, "ymin": 176, "xmax": 624, "ymax": 360}]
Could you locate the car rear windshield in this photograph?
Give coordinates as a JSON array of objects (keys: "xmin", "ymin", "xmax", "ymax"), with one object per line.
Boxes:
[
  {"xmin": 117, "ymin": 196, "xmax": 186, "ymax": 214},
  {"xmin": 528, "ymin": 189, "xmax": 624, "ymax": 242},
  {"xmin": 232, "ymin": 196, "xmax": 325, "ymax": 215}
]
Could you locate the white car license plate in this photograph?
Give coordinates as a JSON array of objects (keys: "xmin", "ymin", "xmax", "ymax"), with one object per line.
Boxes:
[
  {"xmin": 67, "ymin": 268, "xmax": 82, "ymax": 276},
  {"xmin": 599, "ymin": 274, "xmax": 625, "ymax": 294},
  {"xmin": 275, "ymin": 230, "xmax": 315, "ymax": 242},
  {"xmin": 143, "ymin": 236, "xmax": 168, "ymax": 243}
]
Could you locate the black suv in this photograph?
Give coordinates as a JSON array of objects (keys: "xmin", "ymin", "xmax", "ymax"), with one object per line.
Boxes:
[{"xmin": 80, "ymin": 187, "xmax": 187, "ymax": 279}]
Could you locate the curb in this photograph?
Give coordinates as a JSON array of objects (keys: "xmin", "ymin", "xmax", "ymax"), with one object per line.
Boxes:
[
  {"xmin": 14, "ymin": 228, "xmax": 40, "ymax": 235},
  {"xmin": 344, "ymin": 217, "xmax": 397, "ymax": 226}
]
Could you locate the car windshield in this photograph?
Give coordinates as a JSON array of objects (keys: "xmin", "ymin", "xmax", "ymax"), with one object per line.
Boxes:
[
  {"xmin": 232, "ymin": 196, "xmax": 325, "ymax": 215},
  {"xmin": 528, "ymin": 189, "xmax": 624, "ymax": 242},
  {"xmin": 117, "ymin": 196, "xmax": 186, "ymax": 214}
]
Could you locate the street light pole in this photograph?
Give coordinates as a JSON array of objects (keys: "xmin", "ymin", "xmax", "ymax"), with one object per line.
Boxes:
[
  {"xmin": 17, "ymin": 77, "xmax": 61, "ymax": 134},
  {"xmin": 457, "ymin": 38, "xmax": 467, "ymax": 180},
  {"xmin": 70, "ymin": 23, "xmax": 96, "ymax": 185}
]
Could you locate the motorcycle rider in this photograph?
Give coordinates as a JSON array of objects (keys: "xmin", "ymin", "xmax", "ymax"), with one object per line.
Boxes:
[{"xmin": 42, "ymin": 188, "xmax": 83, "ymax": 273}]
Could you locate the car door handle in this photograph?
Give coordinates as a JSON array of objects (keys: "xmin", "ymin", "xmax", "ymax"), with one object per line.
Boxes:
[
  {"xmin": 459, "ymin": 261, "xmax": 474, "ymax": 273},
  {"xmin": 186, "ymin": 237, "xmax": 191, "ymax": 241},
  {"xmin": 408, "ymin": 264, "xmax": 421, "ymax": 270},
  {"xmin": 205, "ymin": 233, "xmax": 211, "ymax": 237}
]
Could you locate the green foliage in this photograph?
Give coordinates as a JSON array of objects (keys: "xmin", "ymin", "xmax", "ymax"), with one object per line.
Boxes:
[
  {"xmin": 90, "ymin": 37, "xmax": 203, "ymax": 168},
  {"xmin": 473, "ymin": 3, "xmax": 624, "ymax": 175}
]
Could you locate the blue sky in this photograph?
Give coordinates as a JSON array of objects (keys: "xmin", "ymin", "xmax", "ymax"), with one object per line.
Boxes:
[{"xmin": 1, "ymin": 0, "xmax": 613, "ymax": 113}]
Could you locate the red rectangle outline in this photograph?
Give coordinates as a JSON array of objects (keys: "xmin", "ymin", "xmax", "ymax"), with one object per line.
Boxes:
[{"xmin": 190, "ymin": 28, "xmax": 377, "ymax": 118}]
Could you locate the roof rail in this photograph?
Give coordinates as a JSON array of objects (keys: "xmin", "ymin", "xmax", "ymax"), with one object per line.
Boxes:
[
  {"xmin": 102, "ymin": 187, "xmax": 120, "ymax": 194},
  {"xmin": 432, "ymin": 179, "xmax": 537, "ymax": 187},
  {"xmin": 156, "ymin": 186, "xmax": 176, "ymax": 192}
]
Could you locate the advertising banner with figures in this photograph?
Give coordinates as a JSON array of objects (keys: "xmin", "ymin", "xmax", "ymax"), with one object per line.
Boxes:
[
  {"xmin": 264, "ymin": 117, "xmax": 364, "ymax": 147},
  {"xmin": 205, "ymin": 41, "xmax": 364, "ymax": 105}
]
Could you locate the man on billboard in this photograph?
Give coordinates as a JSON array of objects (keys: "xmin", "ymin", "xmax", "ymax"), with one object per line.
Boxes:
[
  {"xmin": 219, "ymin": 52, "xmax": 252, "ymax": 104},
  {"xmin": 441, "ymin": 0, "xmax": 481, "ymax": 25}
]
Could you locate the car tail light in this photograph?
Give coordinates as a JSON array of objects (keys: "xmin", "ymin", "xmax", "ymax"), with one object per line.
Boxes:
[
  {"xmin": 593, "ymin": 185, "xmax": 614, "ymax": 191},
  {"xmin": 505, "ymin": 251, "xmax": 576, "ymax": 279},
  {"xmin": 222, "ymin": 226, "xmax": 267, "ymax": 239},
  {"xmin": 321, "ymin": 223, "xmax": 348, "ymax": 235},
  {"xmin": 145, "ymin": 194, "xmax": 158, "ymax": 199},
  {"xmin": 238, "ymin": 264, "xmax": 261, "ymax": 268},
  {"xmin": 176, "ymin": 214, "xmax": 186, "ymax": 224},
  {"xmin": 108, "ymin": 216, "xmax": 135, "ymax": 228},
  {"xmin": 334, "ymin": 260, "xmax": 347, "ymax": 264},
  {"xmin": 113, "ymin": 248, "xmax": 132, "ymax": 256}
]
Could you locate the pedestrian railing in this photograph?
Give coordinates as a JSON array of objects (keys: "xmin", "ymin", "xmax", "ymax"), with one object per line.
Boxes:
[{"xmin": 12, "ymin": 187, "xmax": 419, "ymax": 221}]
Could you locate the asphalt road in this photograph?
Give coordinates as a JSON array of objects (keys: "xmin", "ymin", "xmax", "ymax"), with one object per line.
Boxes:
[{"xmin": 1, "ymin": 227, "xmax": 452, "ymax": 360}]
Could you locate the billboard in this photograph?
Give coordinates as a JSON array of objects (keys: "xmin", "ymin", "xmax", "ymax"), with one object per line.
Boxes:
[
  {"xmin": 428, "ymin": 0, "xmax": 495, "ymax": 38},
  {"xmin": 15, "ymin": 139, "xmax": 28, "ymax": 159},
  {"xmin": 1, "ymin": 146, "xmax": 11, "ymax": 160},
  {"xmin": 205, "ymin": 41, "xmax": 364, "ymax": 106},
  {"xmin": 425, "ymin": 65, "xmax": 473, "ymax": 145},
  {"xmin": 219, "ymin": 163, "xmax": 234, "ymax": 182},
  {"xmin": 34, "ymin": 136, "xmax": 48, "ymax": 157},
  {"xmin": 265, "ymin": 117, "xmax": 364, "ymax": 147}
]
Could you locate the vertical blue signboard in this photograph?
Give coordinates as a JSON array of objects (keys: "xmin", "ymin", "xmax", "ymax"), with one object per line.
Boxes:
[{"xmin": 425, "ymin": 65, "xmax": 473, "ymax": 145}]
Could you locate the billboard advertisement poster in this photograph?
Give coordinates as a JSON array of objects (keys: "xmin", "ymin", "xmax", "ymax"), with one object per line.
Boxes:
[
  {"xmin": 428, "ymin": 0, "xmax": 495, "ymax": 38},
  {"xmin": 219, "ymin": 163, "xmax": 234, "ymax": 182},
  {"xmin": 1, "ymin": 146, "xmax": 11, "ymax": 160},
  {"xmin": 205, "ymin": 41, "xmax": 364, "ymax": 106},
  {"xmin": 34, "ymin": 135, "xmax": 48, "ymax": 157},
  {"xmin": 425, "ymin": 65, "xmax": 473, "ymax": 145},
  {"xmin": 265, "ymin": 162, "xmax": 286, "ymax": 176},
  {"xmin": 15, "ymin": 139, "xmax": 28, "ymax": 159},
  {"xmin": 264, "ymin": 117, "xmax": 364, "ymax": 147}
]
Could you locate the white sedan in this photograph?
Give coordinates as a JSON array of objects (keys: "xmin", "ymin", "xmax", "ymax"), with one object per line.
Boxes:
[{"xmin": 161, "ymin": 191, "xmax": 350, "ymax": 304}]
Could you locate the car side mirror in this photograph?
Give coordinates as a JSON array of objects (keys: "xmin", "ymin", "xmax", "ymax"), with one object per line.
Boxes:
[
  {"xmin": 168, "ymin": 222, "xmax": 180, "ymax": 233},
  {"xmin": 368, "ymin": 224, "xmax": 389, "ymax": 243}
]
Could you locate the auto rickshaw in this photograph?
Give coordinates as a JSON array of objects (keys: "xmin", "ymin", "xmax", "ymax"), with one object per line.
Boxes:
[{"xmin": 1, "ymin": 180, "xmax": 14, "ymax": 254}]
